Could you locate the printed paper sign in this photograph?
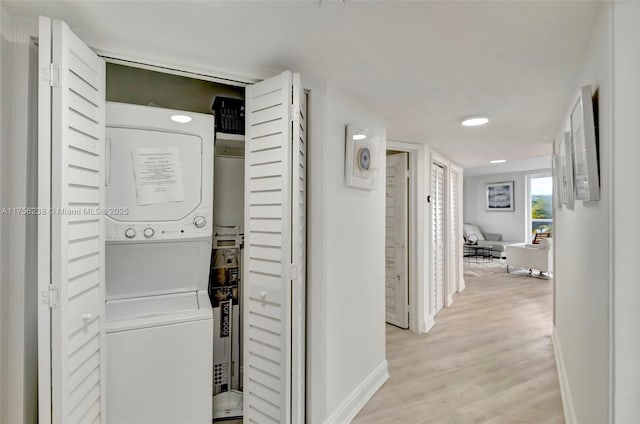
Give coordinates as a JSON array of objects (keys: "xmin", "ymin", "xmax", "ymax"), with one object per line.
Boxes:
[{"xmin": 132, "ymin": 147, "xmax": 185, "ymax": 206}]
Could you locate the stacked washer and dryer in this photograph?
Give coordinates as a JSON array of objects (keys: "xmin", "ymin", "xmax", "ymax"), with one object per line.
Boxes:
[{"xmin": 104, "ymin": 102, "xmax": 215, "ymax": 423}]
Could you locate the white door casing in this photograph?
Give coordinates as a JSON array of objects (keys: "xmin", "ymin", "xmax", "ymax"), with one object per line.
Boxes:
[
  {"xmin": 243, "ymin": 71, "xmax": 305, "ymax": 424},
  {"xmin": 385, "ymin": 153, "xmax": 409, "ymax": 328},
  {"xmin": 38, "ymin": 16, "xmax": 108, "ymax": 424},
  {"xmin": 432, "ymin": 163, "xmax": 446, "ymax": 315}
]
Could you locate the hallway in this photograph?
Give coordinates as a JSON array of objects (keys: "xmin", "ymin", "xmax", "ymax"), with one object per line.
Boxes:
[{"xmin": 353, "ymin": 265, "xmax": 564, "ymax": 423}]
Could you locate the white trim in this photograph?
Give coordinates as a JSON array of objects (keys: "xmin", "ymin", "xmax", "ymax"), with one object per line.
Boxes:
[
  {"xmin": 552, "ymin": 328, "xmax": 577, "ymax": 424},
  {"xmin": 0, "ymin": 10, "xmax": 38, "ymax": 424},
  {"xmin": 322, "ymin": 361, "xmax": 389, "ymax": 424},
  {"xmin": 99, "ymin": 53, "xmax": 256, "ymax": 87},
  {"xmin": 423, "ymin": 314, "xmax": 436, "ymax": 333}
]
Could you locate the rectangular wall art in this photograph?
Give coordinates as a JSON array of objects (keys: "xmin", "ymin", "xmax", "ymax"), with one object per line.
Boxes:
[{"xmin": 486, "ymin": 181, "xmax": 514, "ymax": 212}]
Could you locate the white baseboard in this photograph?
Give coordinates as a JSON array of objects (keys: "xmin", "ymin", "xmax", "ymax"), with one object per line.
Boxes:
[
  {"xmin": 552, "ymin": 328, "xmax": 576, "ymax": 424},
  {"xmin": 423, "ymin": 314, "xmax": 435, "ymax": 333},
  {"xmin": 323, "ymin": 360, "xmax": 389, "ymax": 424},
  {"xmin": 459, "ymin": 278, "xmax": 466, "ymax": 292}
]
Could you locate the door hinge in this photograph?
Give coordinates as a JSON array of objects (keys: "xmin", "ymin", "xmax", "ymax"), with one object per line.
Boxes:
[
  {"xmin": 41, "ymin": 284, "xmax": 59, "ymax": 308},
  {"xmin": 290, "ymin": 105, "xmax": 299, "ymax": 123},
  {"xmin": 288, "ymin": 263, "xmax": 299, "ymax": 282},
  {"xmin": 43, "ymin": 63, "xmax": 60, "ymax": 87},
  {"xmin": 405, "ymin": 169, "xmax": 412, "ymax": 179}
]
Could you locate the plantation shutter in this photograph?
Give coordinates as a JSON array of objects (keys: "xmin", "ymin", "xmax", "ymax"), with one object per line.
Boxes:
[
  {"xmin": 385, "ymin": 153, "xmax": 409, "ymax": 328},
  {"xmin": 38, "ymin": 17, "xmax": 107, "ymax": 424},
  {"xmin": 432, "ymin": 163, "xmax": 445, "ymax": 314},
  {"xmin": 449, "ymin": 168, "xmax": 459, "ymax": 299},
  {"xmin": 243, "ymin": 71, "xmax": 305, "ymax": 424}
]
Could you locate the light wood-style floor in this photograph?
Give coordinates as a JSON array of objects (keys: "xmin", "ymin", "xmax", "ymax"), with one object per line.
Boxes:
[{"xmin": 353, "ymin": 266, "xmax": 564, "ymax": 424}]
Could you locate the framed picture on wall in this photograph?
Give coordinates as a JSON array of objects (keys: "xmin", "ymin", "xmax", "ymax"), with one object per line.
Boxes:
[
  {"xmin": 558, "ymin": 131, "xmax": 575, "ymax": 210},
  {"xmin": 552, "ymin": 154, "xmax": 562, "ymax": 210},
  {"xmin": 486, "ymin": 181, "xmax": 514, "ymax": 212},
  {"xmin": 571, "ymin": 84, "xmax": 600, "ymax": 201},
  {"xmin": 345, "ymin": 124, "xmax": 379, "ymax": 190}
]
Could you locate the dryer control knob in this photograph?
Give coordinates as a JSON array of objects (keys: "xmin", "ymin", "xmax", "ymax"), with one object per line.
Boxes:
[
  {"xmin": 125, "ymin": 228, "xmax": 136, "ymax": 239},
  {"xmin": 143, "ymin": 227, "xmax": 155, "ymax": 238},
  {"xmin": 193, "ymin": 216, "xmax": 206, "ymax": 228}
]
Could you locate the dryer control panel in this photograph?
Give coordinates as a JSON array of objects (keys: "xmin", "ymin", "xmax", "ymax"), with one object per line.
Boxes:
[{"xmin": 106, "ymin": 208, "xmax": 213, "ymax": 242}]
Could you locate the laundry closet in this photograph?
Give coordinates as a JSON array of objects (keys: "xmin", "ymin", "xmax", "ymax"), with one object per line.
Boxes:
[
  {"xmin": 36, "ymin": 17, "xmax": 307, "ymax": 424},
  {"xmin": 104, "ymin": 63, "xmax": 247, "ymax": 421}
]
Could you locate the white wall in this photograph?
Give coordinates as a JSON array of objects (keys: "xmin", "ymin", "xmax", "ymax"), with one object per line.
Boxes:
[
  {"xmin": 307, "ymin": 83, "xmax": 388, "ymax": 424},
  {"xmin": 612, "ymin": 2, "xmax": 640, "ymax": 422},
  {"xmin": 552, "ymin": 4, "xmax": 611, "ymax": 423},
  {"xmin": 0, "ymin": 8, "xmax": 38, "ymax": 424},
  {"xmin": 463, "ymin": 169, "xmax": 549, "ymax": 242}
]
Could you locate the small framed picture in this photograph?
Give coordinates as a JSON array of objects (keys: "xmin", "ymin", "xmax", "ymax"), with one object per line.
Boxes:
[
  {"xmin": 552, "ymin": 154, "xmax": 562, "ymax": 210},
  {"xmin": 571, "ymin": 84, "xmax": 599, "ymax": 201},
  {"xmin": 486, "ymin": 181, "xmax": 514, "ymax": 212},
  {"xmin": 345, "ymin": 124, "xmax": 378, "ymax": 190}
]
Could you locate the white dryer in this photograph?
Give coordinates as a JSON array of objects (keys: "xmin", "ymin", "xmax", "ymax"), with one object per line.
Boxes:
[{"xmin": 104, "ymin": 102, "xmax": 214, "ymax": 424}]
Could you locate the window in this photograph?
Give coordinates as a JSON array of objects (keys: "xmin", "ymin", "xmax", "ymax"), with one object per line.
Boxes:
[{"xmin": 529, "ymin": 175, "xmax": 553, "ymax": 240}]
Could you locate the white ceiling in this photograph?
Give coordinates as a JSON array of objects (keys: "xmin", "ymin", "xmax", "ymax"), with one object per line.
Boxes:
[{"xmin": 3, "ymin": 1, "xmax": 603, "ymax": 168}]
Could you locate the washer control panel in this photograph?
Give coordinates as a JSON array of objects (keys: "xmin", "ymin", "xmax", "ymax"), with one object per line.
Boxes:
[{"xmin": 106, "ymin": 208, "xmax": 212, "ymax": 242}]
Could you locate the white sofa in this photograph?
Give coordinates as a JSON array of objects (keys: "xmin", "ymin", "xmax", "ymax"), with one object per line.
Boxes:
[
  {"xmin": 506, "ymin": 238, "xmax": 553, "ymax": 276},
  {"xmin": 463, "ymin": 224, "xmax": 523, "ymax": 259}
]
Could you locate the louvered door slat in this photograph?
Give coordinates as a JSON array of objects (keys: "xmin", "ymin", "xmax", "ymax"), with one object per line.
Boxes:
[{"xmin": 46, "ymin": 17, "xmax": 107, "ymax": 424}]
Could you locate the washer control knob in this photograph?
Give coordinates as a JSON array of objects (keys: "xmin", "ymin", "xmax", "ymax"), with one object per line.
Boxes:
[
  {"xmin": 143, "ymin": 227, "xmax": 155, "ymax": 238},
  {"xmin": 193, "ymin": 216, "xmax": 206, "ymax": 229},
  {"xmin": 125, "ymin": 228, "xmax": 136, "ymax": 239}
]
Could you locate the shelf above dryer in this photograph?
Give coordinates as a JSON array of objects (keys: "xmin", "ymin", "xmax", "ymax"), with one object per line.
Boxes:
[{"xmin": 215, "ymin": 132, "xmax": 245, "ymax": 157}]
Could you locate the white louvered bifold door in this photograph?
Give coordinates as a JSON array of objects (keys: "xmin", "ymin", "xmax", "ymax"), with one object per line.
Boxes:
[
  {"xmin": 449, "ymin": 169, "xmax": 459, "ymax": 299},
  {"xmin": 38, "ymin": 17, "xmax": 107, "ymax": 424},
  {"xmin": 385, "ymin": 153, "xmax": 409, "ymax": 328},
  {"xmin": 244, "ymin": 71, "xmax": 305, "ymax": 424},
  {"xmin": 432, "ymin": 163, "xmax": 445, "ymax": 314},
  {"xmin": 290, "ymin": 73, "xmax": 306, "ymax": 424}
]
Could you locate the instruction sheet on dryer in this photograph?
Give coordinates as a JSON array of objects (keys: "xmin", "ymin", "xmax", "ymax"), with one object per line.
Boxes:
[{"xmin": 132, "ymin": 147, "xmax": 185, "ymax": 205}]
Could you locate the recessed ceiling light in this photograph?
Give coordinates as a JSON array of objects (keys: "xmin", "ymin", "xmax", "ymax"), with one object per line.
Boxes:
[
  {"xmin": 352, "ymin": 134, "xmax": 367, "ymax": 140},
  {"xmin": 461, "ymin": 116, "xmax": 490, "ymax": 127},
  {"xmin": 171, "ymin": 114, "xmax": 192, "ymax": 123},
  {"xmin": 490, "ymin": 159, "xmax": 506, "ymax": 164}
]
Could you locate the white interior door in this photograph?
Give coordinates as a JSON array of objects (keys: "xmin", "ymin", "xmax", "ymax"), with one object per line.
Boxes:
[
  {"xmin": 385, "ymin": 153, "xmax": 409, "ymax": 328},
  {"xmin": 449, "ymin": 168, "xmax": 460, "ymax": 300},
  {"xmin": 38, "ymin": 17, "xmax": 107, "ymax": 424},
  {"xmin": 243, "ymin": 71, "xmax": 305, "ymax": 424},
  {"xmin": 432, "ymin": 163, "xmax": 446, "ymax": 314}
]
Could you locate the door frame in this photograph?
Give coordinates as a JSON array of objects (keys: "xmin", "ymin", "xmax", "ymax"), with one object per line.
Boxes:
[{"xmin": 386, "ymin": 141, "xmax": 422, "ymax": 333}]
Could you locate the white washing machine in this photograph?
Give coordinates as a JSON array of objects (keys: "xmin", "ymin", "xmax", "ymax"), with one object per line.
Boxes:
[{"xmin": 104, "ymin": 102, "xmax": 214, "ymax": 424}]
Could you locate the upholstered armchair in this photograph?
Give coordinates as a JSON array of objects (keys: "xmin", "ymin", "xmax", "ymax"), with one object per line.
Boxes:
[{"xmin": 506, "ymin": 238, "xmax": 553, "ymax": 276}]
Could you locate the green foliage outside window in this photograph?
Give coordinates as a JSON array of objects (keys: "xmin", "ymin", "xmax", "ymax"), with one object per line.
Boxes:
[
  {"xmin": 531, "ymin": 195, "xmax": 552, "ymax": 219},
  {"xmin": 531, "ymin": 194, "xmax": 553, "ymax": 236}
]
